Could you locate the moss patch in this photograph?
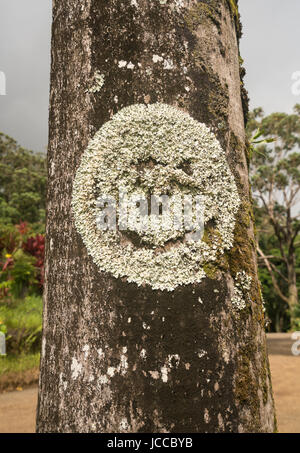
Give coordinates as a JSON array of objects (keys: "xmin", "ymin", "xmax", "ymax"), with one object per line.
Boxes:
[
  {"xmin": 185, "ymin": 1, "xmax": 221, "ymax": 31},
  {"xmin": 227, "ymin": 0, "xmax": 241, "ymax": 40}
]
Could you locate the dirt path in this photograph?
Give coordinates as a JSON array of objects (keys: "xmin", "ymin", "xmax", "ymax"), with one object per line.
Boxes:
[
  {"xmin": 0, "ymin": 386, "xmax": 37, "ymax": 433},
  {"xmin": 267, "ymin": 333, "xmax": 300, "ymax": 433},
  {"xmin": 0, "ymin": 333, "xmax": 299, "ymax": 433}
]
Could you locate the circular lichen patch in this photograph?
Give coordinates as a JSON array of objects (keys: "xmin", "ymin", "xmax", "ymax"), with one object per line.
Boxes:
[{"xmin": 72, "ymin": 103, "xmax": 240, "ymax": 291}]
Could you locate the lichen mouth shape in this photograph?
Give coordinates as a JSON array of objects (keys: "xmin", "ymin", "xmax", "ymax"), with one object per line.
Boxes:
[{"xmin": 72, "ymin": 103, "xmax": 240, "ymax": 291}]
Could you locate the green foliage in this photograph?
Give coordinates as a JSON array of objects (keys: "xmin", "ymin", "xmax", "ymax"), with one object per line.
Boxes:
[
  {"xmin": 247, "ymin": 106, "xmax": 300, "ymax": 331},
  {"xmin": 0, "ymin": 296, "xmax": 42, "ymax": 355},
  {"xmin": 292, "ymin": 304, "xmax": 300, "ymax": 330},
  {"xmin": 0, "ymin": 316, "xmax": 7, "ymax": 335},
  {"xmin": 0, "ymin": 352, "xmax": 40, "ymax": 377},
  {"xmin": 249, "ymin": 128, "xmax": 276, "ymax": 159},
  {"xmin": 258, "ymin": 249, "xmax": 290, "ymax": 332},
  {"xmin": 1, "ymin": 248, "xmax": 38, "ymax": 299},
  {"xmin": 227, "ymin": 0, "xmax": 240, "ymax": 35},
  {"xmin": 0, "ymin": 132, "xmax": 46, "ymax": 231},
  {"xmin": 0, "ymin": 132, "xmax": 45, "ymax": 371},
  {"xmin": 10, "ymin": 250, "xmax": 37, "ymax": 297}
]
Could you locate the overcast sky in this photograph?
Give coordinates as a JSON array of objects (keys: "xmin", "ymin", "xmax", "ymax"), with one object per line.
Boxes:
[{"xmin": 0, "ymin": 0, "xmax": 300, "ymax": 152}]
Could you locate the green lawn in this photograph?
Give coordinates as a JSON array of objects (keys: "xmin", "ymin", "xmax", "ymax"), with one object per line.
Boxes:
[{"xmin": 0, "ymin": 352, "xmax": 40, "ymax": 377}]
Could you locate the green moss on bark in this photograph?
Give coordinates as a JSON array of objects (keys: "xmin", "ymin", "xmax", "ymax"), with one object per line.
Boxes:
[
  {"xmin": 185, "ymin": 1, "xmax": 221, "ymax": 31},
  {"xmin": 227, "ymin": 0, "xmax": 242, "ymax": 40}
]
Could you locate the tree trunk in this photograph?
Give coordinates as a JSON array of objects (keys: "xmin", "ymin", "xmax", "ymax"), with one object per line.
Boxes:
[
  {"xmin": 37, "ymin": 0, "xmax": 276, "ymax": 433},
  {"xmin": 287, "ymin": 259, "xmax": 298, "ymax": 311},
  {"xmin": 287, "ymin": 218, "xmax": 298, "ymax": 314}
]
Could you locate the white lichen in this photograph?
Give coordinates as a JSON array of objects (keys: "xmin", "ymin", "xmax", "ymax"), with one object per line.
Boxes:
[
  {"xmin": 59, "ymin": 373, "xmax": 68, "ymax": 391},
  {"xmin": 99, "ymin": 375, "xmax": 109, "ymax": 385},
  {"xmin": 118, "ymin": 60, "xmax": 127, "ymax": 68},
  {"xmin": 152, "ymin": 54, "xmax": 164, "ymax": 63},
  {"xmin": 107, "ymin": 366, "xmax": 116, "ymax": 377},
  {"xmin": 149, "ymin": 370, "xmax": 160, "ymax": 379},
  {"xmin": 119, "ymin": 418, "xmax": 129, "ymax": 430},
  {"xmin": 71, "ymin": 358, "xmax": 82, "ymax": 380},
  {"xmin": 204, "ymin": 408, "xmax": 210, "ymax": 424},
  {"xmin": 160, "ymin": 354, "xmax": 180, "ymax": 383},
  {"xmin": 83, "ymin": 344, "xmax": 90, "ymax": 358},
  {"xmin": 105, "ymin": 347, "xmax": 128, "ymax": 379},
  {"xmin": 88, "ymin": 71, "xmax": 105, "ymax": 93},
  {"xmin": 119, "ymin": 350, "xmax": 128, "ymax": 375},
  {"xmin": 174, "ymin": 0, "xmax": 185, "ymax": 8},
  {"xmin": 197, "ymin": 350, "xmax": 207, "ymax": 358},
  {"xmin": 140, "ymin": 348, "xmax": 147, "ymax": 359},
  {"xmin": 231, "ymin": 271, "xmax": 252, "ymax": 311},
  {"xmin": 152, "ymin": 54, "xmax": 175, "ymax": 70},
  {"xmin": 97, "ymin": 348, "xmax": 105, "ymax": 359},
  {"xmin": 72, "ymin": 103, "xmax": 241, "ymax": 291},
  {"xmin": 161, "ymin": 366, "xmax": 169, "ymax": 383},
  {"xmin": 163, "ymin": 58, "xmax": 174, "ymax": 70}
]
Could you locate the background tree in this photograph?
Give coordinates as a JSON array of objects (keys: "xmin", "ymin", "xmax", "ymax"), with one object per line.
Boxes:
[
  {"xmin": 37, "ymin": 0, "xmax": 276, "ymax": 433},
  {"xmin": 0, "ymin": 133, "xmax": 46, "ymax": 231},
  {"xmin": 247, "ymin": 106, "xmax": 300, "ymax": 329}
]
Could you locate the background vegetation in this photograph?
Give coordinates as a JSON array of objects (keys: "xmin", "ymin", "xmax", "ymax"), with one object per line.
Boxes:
[
  {"xmin": 0, "ymin": 132, "xmax": 45, "ymax": 380},
  {"xmin": 247, "ymin": 105, "xmax": 300, "ymax": 331}
]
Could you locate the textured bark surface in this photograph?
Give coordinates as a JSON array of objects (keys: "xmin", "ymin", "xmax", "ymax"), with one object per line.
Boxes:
[{"xmin": 37, "ymin": 0, "xmax": 276, "ymax": 433}]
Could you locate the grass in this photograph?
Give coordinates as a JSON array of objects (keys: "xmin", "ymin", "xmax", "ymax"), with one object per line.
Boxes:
[
  {"xmin": 0, "ymin": 352, "xmax": 40, "ymax": 377},
  {"xmin": 0, "ymin": 295, "xmax": 42, "ymax": 390},
  {"xmin": 0, "ymin": 295, "xmax": 42, "ymax": 355},
  {"xmin": 0, "ymin": 352, "xmax": 40, "ymax": 392},
  {"xmin": 0, "ymin": 295, "xmax": 42, "ymax": 332}
]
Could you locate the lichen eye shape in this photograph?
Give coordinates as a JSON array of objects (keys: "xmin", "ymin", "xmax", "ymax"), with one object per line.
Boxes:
[{"xmin": 72, "ymin": 103, "xmax": 240, "ymax": 291}]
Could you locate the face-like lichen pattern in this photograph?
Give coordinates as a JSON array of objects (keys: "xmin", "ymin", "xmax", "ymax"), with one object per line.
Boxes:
[{"xmin": 72, "ymin": 103, "xmax": 240, "ymax": 291}]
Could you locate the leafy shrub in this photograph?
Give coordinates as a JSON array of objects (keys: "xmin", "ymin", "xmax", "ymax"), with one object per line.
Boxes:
[
  {"xmin": 0, "ymin": 222, "xmax": 20, "ymax": 256},
  {"xmin": 0, "ymin": 222, "xmax": 44, "ymax": 299},
  {"xmin": 0, "ymin": 316, "xmax": 7, "ymax": 335},
  {"xmin": 291, "ymin": 304, "xmax": 300, "ymax": 331},
  {"xmin": 1, "ymin": 249, "xmax": 38, "ymax": 298},
  {"xmin": 0, "ymin": 296, "xmax": 42, "ymax": 354},
  {"xmin": 23, "ymin": 234, "xmax": 45, "ymax": 286},
  {"xmin": 0, "ymin": 132, "xmax": 46, "ymax": 229}
]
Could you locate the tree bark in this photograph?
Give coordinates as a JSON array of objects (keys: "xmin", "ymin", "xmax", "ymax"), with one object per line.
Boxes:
[
  {"xmin": 287, "ymin": 258, "xmax": 298, "ymax": 310},
  {"xmin": 37, "ymin": 0, "xmax": 276, "ymax": 433}
]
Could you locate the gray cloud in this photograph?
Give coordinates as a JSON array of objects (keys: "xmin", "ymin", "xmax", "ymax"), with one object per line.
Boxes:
[
  {"xmin": 0, "ymin": 0, "xmax": 299, "ymax": 152},
  {"xmin": 239, "ymin": 0, "xmax": 300, "ymax": 116},
  {"xmin": 0, "ymin": 0, "xmax": 51, "ymax": 152}
]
